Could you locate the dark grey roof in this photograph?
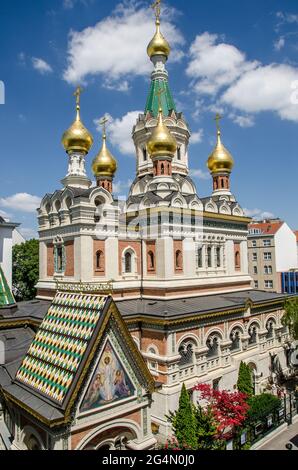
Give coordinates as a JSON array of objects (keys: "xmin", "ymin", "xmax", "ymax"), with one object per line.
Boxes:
[
  {"xmin": 0, "ymin": 327, "xmax": 35, "ymax": 364},
  {"xmin": 116, "ymin": 290, "xmax": 286, "ymax": 320},
  {"xmin": 0, "ymin": 299, "xmax": 51, "ymax": 322}
]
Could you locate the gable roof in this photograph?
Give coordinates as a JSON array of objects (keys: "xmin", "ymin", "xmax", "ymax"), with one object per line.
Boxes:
[
  {"xmin": 3, "ymin": 291, "xmax": 154, "ymax": 427},
  {"xmin": 248, "ymin": 221, "xmax": 284, "ymax": 236},
  {"xmin": 0, "ymin": 266, "xmax": 15, "ymax": 307}
]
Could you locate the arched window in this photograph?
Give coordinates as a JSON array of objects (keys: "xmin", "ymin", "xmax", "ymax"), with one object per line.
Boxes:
[
  {"xmin": 235, "ymin": 251, "xmax": 240, "ymax": 269},
  {"xmin": 230, "ymin": 328, "xmax": 242, "ymax": 351},
  {"xmin": 207, "ymin": 246, "xmax": 212, "ymax": 268},
  {"xmin": 143, "ymin": 148, "xmax": 147, "ymax": 161},
  {"xmin": 161, "ymin": 163, "xmax": 165, "ymax": 175},
  {"xmin": 206, "ymin": 334, "xmax": 221, "ymax": 358},
  {"xmin": 248, "ymin": 324, "xmax": 258, "ymax": 345},
  {"xmin": 57, "ymin": 246, "xmax": 63, "ymax": 272},
  {"xmin": 125, "ymin": 252, "xmax": 132, "ymax": 273},
  {"xmin": 216, "ymin": 247, "xmax": 221, "ymax": 267},
  {"xmin": 96, "ymin": 250, "xmax": 104, "ymax": 271},
  {"xmin": 266, "ymin": 319, "xmax": 275, "ymax": 339},
  {"xmin": 148, "ymin": 250, "xmax": 155, "ymax": 270},
  {"xmin": 178, "ymin": 341, "xmax": 194, "ymax": 367},
  {"xmin": 221, "ymin": 179, "xmax": 225, "ymax": 189},
  {"xmin": 175, "ymin": 250, "xmax": 182, "ymax": 269},
  {"xmin": 177, "ymin": 147, "xmax": 181, "ymax": 160},
  {"xmin": 197, "ymin": 247, "xmax": 203, "ymax": 268}
]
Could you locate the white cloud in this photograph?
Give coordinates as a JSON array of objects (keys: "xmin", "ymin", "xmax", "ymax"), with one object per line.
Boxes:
[
  {"xmin": 0, "ymin": 193, "xmax": 41, "ymax": 213},
  {"xmin": 190, "ymin": 129, "xmax": 204, "ymax": 144},
  {"xmin": 95, "ymin": 111, "xmax": 141, "ymax": 156},
  {"xmin": 0, "ymin": 209, "xmax": 11, "ymax": 221},
  {"xmin": 19, "ymin": 227, "xmax": 38, "ymax": 240},
  {"xmin": 274, "ymin": 37, "xmax": 285, "ymax": 51},
  {"xmin": 189, "ymin": 169, "xmax": 210, "ymax": 180},
  {"xmin": 113, "ymin": 179, "xmax": 133, "ymax": 194},
  {"xmin": 244, "ymin": 208, "xmax": 275, "ymax": 220},
  {"xmin": 186, "ymin": 32, "xmax": 258, "ymax": 95},
  {"xmin": 230, "ymin": 114, "xmax": 255, "ymax": 128},
  {"xmin": 63, "ymin": 2, "xmax": 184, "ymax": 88},
  {"xmin": 32, "ymin": 57, "xmax": 53, "ymax": 75},
  {"xmin": 187, "ymin": 32, "xmax": 298, "ymax": 123},
  {"xmin": 222, "ymin": 64, "xmax": 298, "ymax": 122},
  {"xmin": 63, "ymin": 0, "xmax": 94, "ymax": 9}
]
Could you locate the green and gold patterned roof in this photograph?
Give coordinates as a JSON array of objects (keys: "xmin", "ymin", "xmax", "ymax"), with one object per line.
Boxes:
[
  {"xmin": 16, "ymin": 291, "xmax": 106, "ymax": 404},
  {"xmin": 0, "ymin": 266, "xmax": 15, "ymax": 307},
  {"xmin": 145, "ymin": 78, "xmax": 176, "ymax": 118}
]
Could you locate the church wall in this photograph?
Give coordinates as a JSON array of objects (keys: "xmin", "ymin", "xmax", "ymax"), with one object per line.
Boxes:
[
  {"xmin": 64, "ymin": 240, "xmax": 74, "ymax": 277},
  {"xmin": 46, "ymin": 243, "xmax": 54, "ymax": 277},
  {"xmin": 93, "ymin": 239, "xmax": 105, "ymax": 276},
  {"xmin": 118, "ymin": 240, "xmax": 141, "ymax": 275}
]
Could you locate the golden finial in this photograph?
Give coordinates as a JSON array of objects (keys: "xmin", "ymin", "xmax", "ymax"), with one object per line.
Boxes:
[
  {"xmin": 147, "ymin": 0, "xmax": 170, "ymax": 59},
  {"xmin": 207, "ymin": 114, "xmax": 234, "ymax": 174},
  {"xmin": 61, "ymin": 86, "xmax": 93, "ymax": 154},
  {"xmin": 215, "ymin": 113, "xmax": 222, "ymax": 134},
  {"xmin": 152, "ymin": 0, "xmax": 161, "ymax": 22},
  {"xmin": 99, "ymin": 115, "xmax": 109, "ymax": 137}
]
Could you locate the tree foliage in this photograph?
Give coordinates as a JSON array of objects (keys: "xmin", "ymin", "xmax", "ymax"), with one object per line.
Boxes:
[
  {"xmin": 237, "ymin": 361, "xmax": 253, "ymax": 397},
  {"xmin": 282, "ymin": 297, "xmax": 298, "ymax": 340},
  {"xmin": 194, "ymin": 405, "xmax": 221, "ymax": 450},
  {"xmin": 12, "ymin": 239, "xmax": 39, "ymax": 301},
  {"xmin": 193, "ymin": 383, "xmax": 249, "ymax": 439},
  {"xmin": 167, "ymin": 383, "xmax": 197, "ymax": 449},
  {"xmin": 247, "ymin": 393, "xmax": 281, "ymax": 423}
]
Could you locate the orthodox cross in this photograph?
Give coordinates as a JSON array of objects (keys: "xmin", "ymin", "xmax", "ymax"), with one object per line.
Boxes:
[
  {"xmin": 74, "ymin": 86, "xmax": 83, "ymax": 107},
  {"xmin": 215, "ymin": 113, "xmax": 222, "ymax": 133},
  {"xmin": 152, "ymin": 0, "xmax": 161, "ymax": 21},
  {"xmin": 99, "ymin": 115, "xmax": 109, "ymax": 136},
  {"xmin": 156, "ymin": 87, "xmax": 165, "ymax": 111}
]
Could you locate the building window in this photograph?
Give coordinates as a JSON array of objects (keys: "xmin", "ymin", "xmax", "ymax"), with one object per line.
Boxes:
[
  {"xmin": 95, "ymin": 250, "xmax": 104, "ymax": 271},
  {"xmin": 207, "ymin": 246, "xmax": 212, "ymax": 268},
  {"xmin": 178, "ymin": 342, "xmax": 194, "ymax": 368},
  {"xmin": 235, "ymin": 251, "xmax": 241, "ymax": 269},
  {"xmin": 254, "ymin": 280, "xmax": 259, "ymax": 288},
  {"xmin": 125, "ymin": 252, "xmax": 132, "ymax": 273},
  {"xmin": 253, "ymin": 266, "xmax": 258, "ymax": 274},
  {"xmin": 177, "ymin": 147, "xmax": 181, "ymax": 160},
  {"xmin": 216, "ymin": 247, "xmax": 221, "ymax": 268},
  {"xmin": 197, "ymin": 247, "xmax": 203, "ymax": 268},
  {"xmin": 143, "ymin": 148, "xmax": 147, "ymax": 161},
  {"xmin": 54, "ymin": 242, "xmax": 65, "ymax": 274},
  {"xmin": 252, "ymin": 252, "xmax": 257, "ymax": 261},
  {"xmin": 264, "ymin": 252, "xmax": 272, "ymax": 261},
  {"xmin": 175, "ymin": 250, "xmax": 183, "ymax": 270},
  {"xmin": 230, "ymin": 328, "xmax": 241, "ymax": 351},
  {"xmin": 263, "ymin": 239, "xmax": 271, "ymax": 247},
  {"xmin": 147, "ymin": 250, "xmax": 155, "ymax": 271},
  {"xmin": 266, "ymin": 319, "xmax": 275, "ymax": 339},
  {"xmin": 206, "ymin": 334, "xmax": 220, "ymax": 358},
  {"xmin": 252, "ymin": 240, "xmax": 257, "ymax": 247},
  {"xmin": 264, "ymin": 266, "xmax": 273, "ymax": 275},
  {"xmin": 265, "ymin": 280, "xmax": 273, "ymax": 289},
  {"xmin": 248, "ymin": 324, "xmax": 258, "ymax": 345}
]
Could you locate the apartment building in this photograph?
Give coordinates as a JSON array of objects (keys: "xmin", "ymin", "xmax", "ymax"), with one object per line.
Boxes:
[{"xmin": 248, "ymin": 219, "xmax": 297, "ymax": 292}]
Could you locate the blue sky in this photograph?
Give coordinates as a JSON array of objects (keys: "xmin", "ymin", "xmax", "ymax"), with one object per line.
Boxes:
[{"xmin": 0, "ymin": 0, "xmax": 298, "ymax": 238}]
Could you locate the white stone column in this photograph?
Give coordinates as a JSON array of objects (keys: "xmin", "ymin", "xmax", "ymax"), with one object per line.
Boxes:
[
  {"xmin": 105, "ymin": 238, "xmax": 119, "ymax": 280},
  {"xmin": 183, "ymin": 238, "xmax": 196, "ymax": 277}
]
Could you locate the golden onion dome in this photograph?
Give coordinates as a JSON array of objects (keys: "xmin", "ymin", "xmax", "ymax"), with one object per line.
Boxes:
[
  {"xmin": 62, "ymin": 104, "xmax": 93, "ymax": 155},
  {"xmin": 147, "ymin": 19, "xmax": 171, "ymax": 60},
  {"xmin": 147, "ymin": 107, "xmax": 177, "ymax": 158},
  {"xmin": 92, "ymin": 133, "xmax": 117, "ymax": 178},
  {"xmin": 207, "ymin": 129, "xmax": 234, "ymax": 174}
]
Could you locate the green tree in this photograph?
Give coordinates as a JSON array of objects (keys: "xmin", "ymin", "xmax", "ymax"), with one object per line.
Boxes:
[
  {"xmin": 237, "ymin": 361, "xmax": 253, "ymax": 397},
  {"xmin": 12, "ymin": 239, "xmax": 39, "ymax": 301},
  {"xmin": 195, "ymin": 405, "xmax": 222, "ymax": 450},
  {"xmin": 167, "ymin": 383, "xmax": 197, "ymax": 449},
  {"xmin": 282, "ymin": 297, "xmax": 298, "ymax": 340},
  {"xmin": 247, "ymin": 393, "xmax": 281, "ymax": 423}
]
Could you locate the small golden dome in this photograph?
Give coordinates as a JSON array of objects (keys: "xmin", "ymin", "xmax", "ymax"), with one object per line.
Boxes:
[
  {"xmin": 147, "ymin": 107, "xmax": 177, "ymax": 158},
  {"xmin": 62, "ymin": 104, "xmax": 93, "ymax": 155},
  {"xmin": 92, "ymin": 134, "xmax": 117, "ymax": 178},
  {"xmin": 147, "ymin": 19, "xmax": 171, "ymax": 59},
  {"xmin": 207, "ymin": 130, "xmax": 234, "ymax": 174}
]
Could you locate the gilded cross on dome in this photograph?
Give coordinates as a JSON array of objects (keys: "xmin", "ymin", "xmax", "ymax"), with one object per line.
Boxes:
[
  {"xmin": 215, "ymin": 113, "xmax": 222, "ymax": 133},
  {"xmin": 74, "ymin": 86, "xmax": 83, "ymax": 107},
  {"xmin": 99, "ymin": 115, "xmax": 109, "ymax": 136},
  {"xmin": 152, "ymin": 0, "xmax": 161, "ymax": 20}
]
